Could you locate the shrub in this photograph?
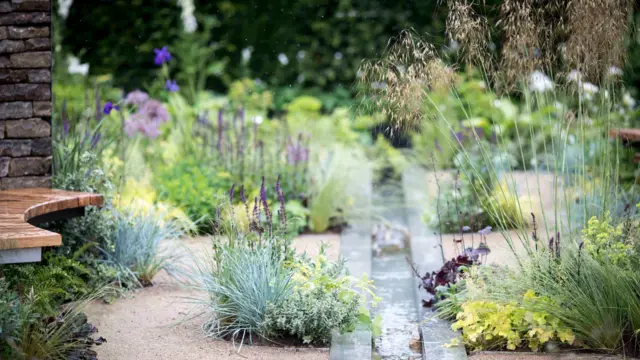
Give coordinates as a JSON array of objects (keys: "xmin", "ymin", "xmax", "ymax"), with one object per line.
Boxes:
[
  {"xmin": 195, "ymin": 239, "xmax": 294, "ymax": 342},
  {"xmin": 0, "ymin": 279, "xmax": 22, "ymax": 357},
  {"xmin": 102, "ymin": 207, "xmax": 185, "ymax": 287},
  {"xmin": 452, "ymin": 291, "xmax": 575, "ymax": 352},
  {"xmin": 0, "ymin": 250, "xmax": 95, "ymax": 317},
  {"xmin": 190, "ymin": 181, "xmax": 371, "ymax": 345},
  {"xmin": 263, "ymin": 252, "xmax": 361, "ymax": 344},
  {"xmin": 153, "ymin": 155, "xmax": 230, "ymax": 232}
]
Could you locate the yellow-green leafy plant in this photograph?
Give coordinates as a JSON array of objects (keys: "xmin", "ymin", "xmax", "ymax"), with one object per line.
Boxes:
[
  {"xmin": 581, "ymin": 213, "xmax": 630, "ymax": 266},
  {"xmin": 452, "ymin": 290, "xmax": 575, "ymax": 351},
  {"xmin": 286, "ymin": 95, "xmax": 323, "ymax": 114}
]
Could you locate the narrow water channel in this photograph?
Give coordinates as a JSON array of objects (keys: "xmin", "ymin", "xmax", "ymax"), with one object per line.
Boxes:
[{"xmin": 371, "ymin": 183, "xmax": 422, "ymax": 360}]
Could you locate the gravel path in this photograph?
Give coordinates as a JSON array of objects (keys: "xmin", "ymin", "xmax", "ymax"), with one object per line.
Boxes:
[{"xmin": 86, "ymin": 234, "xmax": 340, "ymax": 360}]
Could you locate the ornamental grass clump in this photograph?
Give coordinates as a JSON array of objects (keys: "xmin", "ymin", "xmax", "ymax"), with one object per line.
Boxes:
[
  {"xmin": 101, "ymin": 207, "xmax": 185, "ymax": 287},
  {"xmin": 188, "ymin": 180, "xmax": 374, "ymax": 346}
]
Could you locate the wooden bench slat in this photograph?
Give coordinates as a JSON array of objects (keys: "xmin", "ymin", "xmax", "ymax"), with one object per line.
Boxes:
[{"xmin": 0, "ymin": 188, "xmax": 104, "ymax": 250}]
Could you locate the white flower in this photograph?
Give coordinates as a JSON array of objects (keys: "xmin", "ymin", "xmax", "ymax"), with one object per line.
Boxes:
[
  {"xmin": 297, "ymin": 50, "xmax": 306, "ymax": 61},
  {"xmin": 253, "ymin": 115, "xmax": 264, "ymax": 125},
  {"xmin": 581, "ymin": 82, "xmax": 599, "ymax": 100},
  {"xmin": 241, "ymin": 47, "xmax": 253, "ymax": 63},
  {"xmin": 582, "ymin": 82, "xmax": 599, "ymax": 94},
  {"xmin": 297, "ymin": 74, "xmax": 305, "ymax": 83},
  {"xmin": 67, "ymin": 55, "xmax": 89, "ymax": 76},
  {"xmin": 567, "ymin": 69, "xmax": 582, "ymax": 83},
  {"xmin": 278, "ymin": 53, "xmax": 289, "ymax": 66},
  {"xmin": 528, "ymin": 71, "xmax": 554, "ymax": 92},
  {"xmin": 334, "ymin": 52, "xmax": 343, "ymax": 60},
  {"xmin": 178, "ymin": 0, "xmax": 197, "ymax": 33},
  {"xmin": 608, "ymin": 66, "xmax": 623, "ymax": 76},
  {"xmin": 448, "ymin": 40, "xmax": 460, "ymax": 52},
  {"xmin": 623, "ymin": 92, "xmax": 636, "ymax": 108},
  {"xmin": 58, "ymin": 0, "xmax": 73, "ymax": 19}
]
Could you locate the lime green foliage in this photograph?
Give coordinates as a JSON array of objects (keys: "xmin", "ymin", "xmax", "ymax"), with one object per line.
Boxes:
[
  {"xmin": 280, "ymin": 200, "xmax": 310, "ymax": 235},
  {"xmin": 286, "ymin": 95, "xmax": 323, "ymax": 114},
  {"xmin": 263, "ymin": 250, "xmax": 377, "ymax": 344},
  {"xmin": 228, "ymin": 78, "xmax": 273, "ymax": 111},
  {"xmin": 581, "ymin": 214, "xmax": 630, "ymax": 265},
  {"xmin": 453, "ymin": 291, "xmax": 575, "ymax": 351},
  {"xmin": 153, "ymin": 156, "xmax": 231, "ymax": 232},
  {"xmin": 307, "ymin": 146, "xmax": 367, "ymax": 233}
]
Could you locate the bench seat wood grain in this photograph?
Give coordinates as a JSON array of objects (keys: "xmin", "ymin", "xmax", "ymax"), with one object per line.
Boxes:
[{"xmin": 0, "ymin": 188, "xmax": 104, "ymax": 250}]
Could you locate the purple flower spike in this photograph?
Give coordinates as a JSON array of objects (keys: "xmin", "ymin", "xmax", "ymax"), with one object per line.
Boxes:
[
  {"xmin": 103, "ymin": 101, "xmax": 119, "ymax": 115},
  {"xmin": 435, "ymin": 139, "xmax": 442, "ymax": 152},
  {"xmin": 276, "ymin": 175, "xmax": 286, "ymax": 225},
  {"xmin": 454, "ymin": 131, "xmax": 464, "ymax": 142},
  {"xmin": 154, "ymin": 46, "xmax": 172, "ymax": 65},
  {"xmin": 165, "ymin": 79, "xmax": 180, "ymax": 92},
  {"xmin": 240, "ymin": 185, "xmax": 247, "ymax": 203},
  {"xmin": 259, "ymin": 176, "xmax": 272, "ymax": 226},
  {"xmin": 90, "ymin": 132, "xmax": 102, "ymax": 149},
  {"xmin": 62, "ymin": 119, "xmax": 70, "ymax": 137},
  {"xmin": 229, "ymin": 184, "xmax": 236, "ymax": 203},
  {"xmin": 217, "ymin": 109, "xmax": 223, "ymax": 152},
  {"xmin": 260, "ymin": 177, "xmax": 267, "ymax": 205}
]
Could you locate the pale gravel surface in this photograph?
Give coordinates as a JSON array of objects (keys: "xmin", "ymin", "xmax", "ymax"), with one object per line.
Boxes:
[{"xmin": 86, "ymin": 234, "xmax": 340, "ymax": 360}]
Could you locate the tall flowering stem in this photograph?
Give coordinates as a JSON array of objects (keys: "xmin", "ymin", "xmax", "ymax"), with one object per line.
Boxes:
[
  {"xmin": 217, "ymin": 108, "xmax": 223, "ymax": 153},
  {"xmin": 260, "ymin": 177, "xmax": 273, "ymax": 235},
  {"xmin": 276, "ymin": 175, "xmax": 286, "ymax": 226}
]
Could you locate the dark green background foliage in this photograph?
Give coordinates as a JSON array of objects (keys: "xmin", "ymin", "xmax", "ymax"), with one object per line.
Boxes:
[{"xmin": 62, "ymin": 0, "xmax": 455, "ymax": 90}]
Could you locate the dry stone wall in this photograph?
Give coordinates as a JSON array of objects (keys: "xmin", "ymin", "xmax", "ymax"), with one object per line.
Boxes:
[{"xmin": 0, "ymin": 0, "xmax": 51, "ymax": 189}]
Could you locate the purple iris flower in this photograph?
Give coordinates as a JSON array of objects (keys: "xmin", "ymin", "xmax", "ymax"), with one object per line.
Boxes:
[
  {"xmin": 165, "ymin": 80, "xmax": 180, "ymax": 92},
  {"xmin": 154, "ymin": 46, "xmax": 172, "ymax": 65},
  {"xmin": 103, "ymin": 101, "xmax": 119, "ymax": 115}
]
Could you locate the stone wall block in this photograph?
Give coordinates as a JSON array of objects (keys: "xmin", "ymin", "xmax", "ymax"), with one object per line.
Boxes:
[
  {"xmin": 1, "ymin": 175, "xmax": 51, "ymax": 189},
  {"xmin": 5, "ymin": 118, "xmax": 49, "ymax": 138},
  {"xmin": 0, "ymin": 101, "xmax": 31, "ymax": 119},
  {"xmin": 0, "ymin": 139, "xmax": 30, "ymax": 156},
  {"xmin": 10, "ymin": 51, "xmax": 51, "ymax": 68}
]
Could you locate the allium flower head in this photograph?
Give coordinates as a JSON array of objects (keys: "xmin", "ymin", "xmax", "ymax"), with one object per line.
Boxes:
[
  {"xmin": 165, "ymin": 80, "xmax": 180, "ymax": 92},
  {"xmin": 154, "ymin": 46, "xmax": 172, "ymax": 66},
  {"xmin": 567, "ymin": 69, "xmax": 582, "ymax": 83},
  {"xmin": 528, "ymin": 71, "xmax": 554, "ymax": 92},
  {"xmin": 125, "ymin": 90, "xmax": 149, "ymax": 106},
  {"xmin": 103, "ymin": 101, "xmax": 119, "ymax": 115},
  {"xmin": 608, "ymin": 66, "xmax": 623, "ymax": 76},
  {"xmin": 139, "ymin": 99, "xmax": 170, "ymax": 124}
]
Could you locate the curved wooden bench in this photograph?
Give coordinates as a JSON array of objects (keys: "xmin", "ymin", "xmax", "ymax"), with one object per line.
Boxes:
[{"xmin": 0, "ymin": 188, "xmax": 103, "ymax": 263}]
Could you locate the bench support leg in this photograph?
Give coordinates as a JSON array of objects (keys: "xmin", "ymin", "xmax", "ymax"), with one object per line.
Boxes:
[{"xmin": 0, "ymin": 248, "xmax": 42, "ymax": 264}]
